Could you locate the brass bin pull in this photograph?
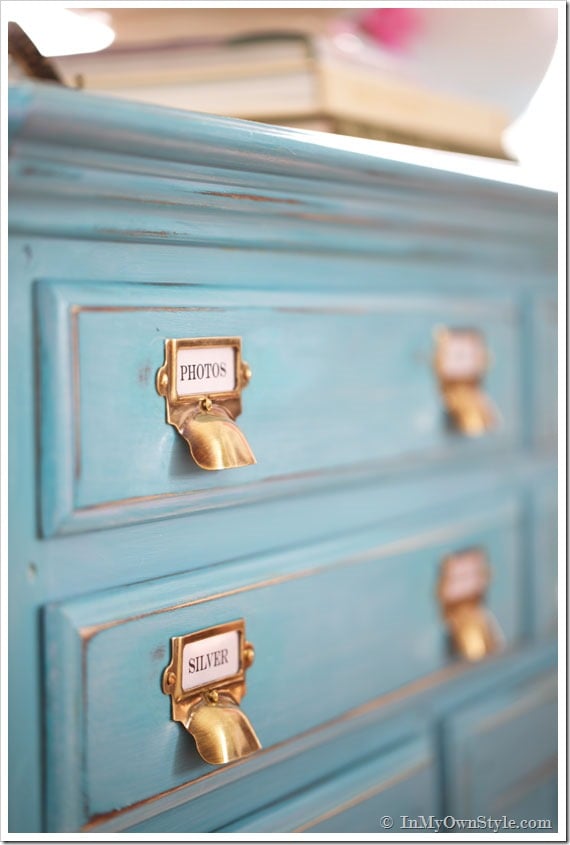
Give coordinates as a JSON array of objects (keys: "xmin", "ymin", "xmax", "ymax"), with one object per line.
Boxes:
[
  {"xmin": 163, "ymin": 620, "xmax": 261, "ymax": 766},
  {"xmin": 157, "ymin": 337, "xmax": 256, "ymax": 471},
  {"xmin": 440, "ymin": 383, "xmax": 496, "ymax": 438},
  {"xmin": 434, "ymin": 327, "xmax": 497, "ymax": 437},
  {"xmin": 438, "ymin": 548, "xmax": 504, "ymax": 662},
  {"xmin": 444, "ymin": 602, "xmax": 503, "ymax": 663},
  {"xmin": 179, "ymin": 399, "xmax": 255, "ymax": 471},
  {"xmin": 184, "ymin": 689, "xmax": 260, "ymax": 766}
]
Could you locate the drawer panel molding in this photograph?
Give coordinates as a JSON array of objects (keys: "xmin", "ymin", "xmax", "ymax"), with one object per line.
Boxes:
[
  {"xmin": 45, "ymin": 498, "xmax": 522, "ymax": 829},
  {"xmin": 37, "ymin": 280, "xmax": 521, "ymax": 536}
]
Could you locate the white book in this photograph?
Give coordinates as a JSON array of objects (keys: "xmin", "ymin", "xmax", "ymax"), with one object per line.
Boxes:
[
  {"xmin": 52, "ymin": 37, "xmax": 313, "ymax": 89},
  {"xmin": 52, "ymin": 35, "xmax": 509, "ymax": 158},
  {"xmin": 100, "ymin": 70, "xmax": 318, "ymax": 119}
]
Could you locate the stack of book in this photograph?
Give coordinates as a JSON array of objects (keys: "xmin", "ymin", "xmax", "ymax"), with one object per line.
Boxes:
[{"xmin": 51, "ymin": 33, "xmax": 511, "ymax": 159}]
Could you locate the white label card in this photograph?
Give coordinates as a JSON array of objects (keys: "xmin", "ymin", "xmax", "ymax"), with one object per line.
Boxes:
[
  {"xmin": 182, "ymin": 630, "xmax": 240, "ymax": 692},
  {"xmin": 176, "ymin": 345, "xmax": 236, "ymax": 397},
  {"xmin": 440, "ymin": 550, "xmax": 488, "ymax": 604},
  {"xmin": 440, "ymin": 332, "xmax": 486, "ymax": 380}
]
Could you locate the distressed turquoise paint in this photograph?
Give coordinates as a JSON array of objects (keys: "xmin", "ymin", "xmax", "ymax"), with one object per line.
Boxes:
[
  {"xmin": 90, "ymin": 643, "xmax": 556, "ymax": 833},
  {"xmin": 8, "ymin": 83, "xmax": 556, "ymax": 833},
  {"xmin": 219, "ymin": 734, "xmax": 437, "ymax": 833},
  {"xmin": 37, "ymin": 279, "xmax": 522, "ymax": 536},
  {"xmin": 45, "ymin": 497, "xmax": 522, "ymax": 827},
  {"xmin": 443, "ymin": 671, "xmax": 557, "ymax": 830}
]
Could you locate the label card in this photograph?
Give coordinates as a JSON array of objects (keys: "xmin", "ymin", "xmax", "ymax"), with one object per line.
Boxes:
[
  {"xmin": 176, "ymin": 345, "xmax": 236, "ymax": 397},
  {"xmin": 439, "ymin": 549, "xmax": 489, "ymax": 605},
  {"xmin": 182, "ymin": 629, "xmax": 240, "ymax": 692},
  {"xmin": 438, "ymin": 330, "xmax": 487, "ymax": 380}
]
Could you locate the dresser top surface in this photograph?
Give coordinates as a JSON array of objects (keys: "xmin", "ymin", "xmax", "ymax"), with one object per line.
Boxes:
[{"xmin": 9, "ymin": 82, "xmax": 555, "ymax": 202}]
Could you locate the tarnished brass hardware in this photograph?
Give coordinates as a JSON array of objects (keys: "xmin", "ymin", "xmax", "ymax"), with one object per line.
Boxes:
[
  {"xmin": 434, "ymin": 328, "xmax": 497, "ymax": 436},
  {"xmin": 438, "ymin": 548, "xmax": 504, "ymax": 662},
  {"xmin": 162, "ymin": 620, "xmax": 261, "ymax": 766},
  {"xmin": 156, "ymin": 337, "xmax": 256, "ymax": 470}
]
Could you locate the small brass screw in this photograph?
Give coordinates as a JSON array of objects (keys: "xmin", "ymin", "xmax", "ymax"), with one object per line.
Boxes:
[
  {"xmin": 207, "ymin": 689, "xmax": 219, "ymax": 703},
  {"xmin": 242, "ymin": 364, "xmax": 252, "ymax": 384},
  {"xmin": 200, "ymin": 396, "xmax": 213, "ymax": 412},
  {"xmin": 166, "ymin": 672, "xmax": 176, "ymax": 688},
  {"xmin": 243, "ymin": 644, "xmax": 255, "ymax": 668},
  {"xmin": 157, "ymin": 369, "xmax": 168, "ymax": 394}
]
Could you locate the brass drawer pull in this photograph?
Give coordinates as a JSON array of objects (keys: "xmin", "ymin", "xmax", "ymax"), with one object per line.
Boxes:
[
  {"xmin": 438, "ymin": 548, "xmax": 504, "ymax": 662},
  {"xmin": 434, "ymin": 327, "xmax": 497, "ymax": 436},
  {"xmin": 162, "ymin": 620, "xmax": 261, "ymax": 765},
  {"xmin": 157, "ymin": 337, "xmax": 256, "ymax": 470}
]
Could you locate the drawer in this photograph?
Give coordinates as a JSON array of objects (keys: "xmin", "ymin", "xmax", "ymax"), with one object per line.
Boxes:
[
  {"xmin": 91, "ymin": 705, "xmax": 426, "ymax": 832},
  {"xmin": 38, "ymin": 279, "xmax": 521, "ymax": 536},
  {"xmin": 45, "ymin": 496, "xmax": 522, "ymax": 830},
  {"xmin": 443, "ymin": 670, "xmax": 557, "ymax": 830},
  {"xmin": 218, "ymin": 733, "xmax": 437, "ymax": 833}
]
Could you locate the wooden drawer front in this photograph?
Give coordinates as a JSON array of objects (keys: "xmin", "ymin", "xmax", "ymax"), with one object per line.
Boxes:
[
  {"xmin": 444, "ymin": 671, "xmax": 557, "ymax": 830},
  {"xmin": 218, "ymin": 733, "xmax": 436, "ymax": 833},
  {"xmin": 45, "ymin": 497, "xmax": 521, "ymax": 830},
  {"xmin": 531, "ymin": 484, "xmax": 557, "ymax": 637},
  {"xmin": 94, "ymin": 710, "xmax": 425, "ymax": 832},
  {"xmin": 38, "ymin": 280, "xmax": 521, "ymax": 536}
]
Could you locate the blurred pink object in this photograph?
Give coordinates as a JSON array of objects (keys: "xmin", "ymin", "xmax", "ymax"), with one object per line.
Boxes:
[
  {"xmin": 357, "ymin": 8, "xmax": 423, "ymax": 52},
  {"xmin": 326, "ymin": 8, "xmax": 557, "ymax": 120}
]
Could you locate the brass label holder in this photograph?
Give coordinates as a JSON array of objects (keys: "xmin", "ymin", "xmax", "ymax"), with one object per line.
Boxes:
[
  {"xmin": 437, "ymin": 548, "xmax": 504, "ymax": 662},
  {"xmin": 162, "ymin": 620, "xmax": 261, "ymax": 766},
  {"xmin": 156, "ymin": 337, "xmax": 256, "ymax": 471},
  {"xmin": 434, "ymin": 328, "xmax": 497, "ymax": 436}
]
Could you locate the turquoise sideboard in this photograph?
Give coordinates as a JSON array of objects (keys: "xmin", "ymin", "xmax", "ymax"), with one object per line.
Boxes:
[{"xmin": 8, "ymin": 83, "xmax": 557, "ymax": 834}]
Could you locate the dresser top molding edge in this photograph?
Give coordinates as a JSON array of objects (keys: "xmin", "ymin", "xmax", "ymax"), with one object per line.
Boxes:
[{"xmin": 9, "ymin": 82, "xmax": 556, "ymax": 206}]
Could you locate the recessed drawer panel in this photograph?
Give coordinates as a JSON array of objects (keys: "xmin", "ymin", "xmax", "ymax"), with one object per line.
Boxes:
[
  {"xmin": 45, "ymin": 497, "xmax": 522, "ymax": 830},
  {"xmin": 218, "ymin": 733, "xmax": 437, "ymax": 834},
  {"xmin": 444, "ymin": 670, "xmax": 557, "ymax": 830},
  {"xmin": 37, "ymin": 280, "xmax": 521, "ymax": 535}
]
